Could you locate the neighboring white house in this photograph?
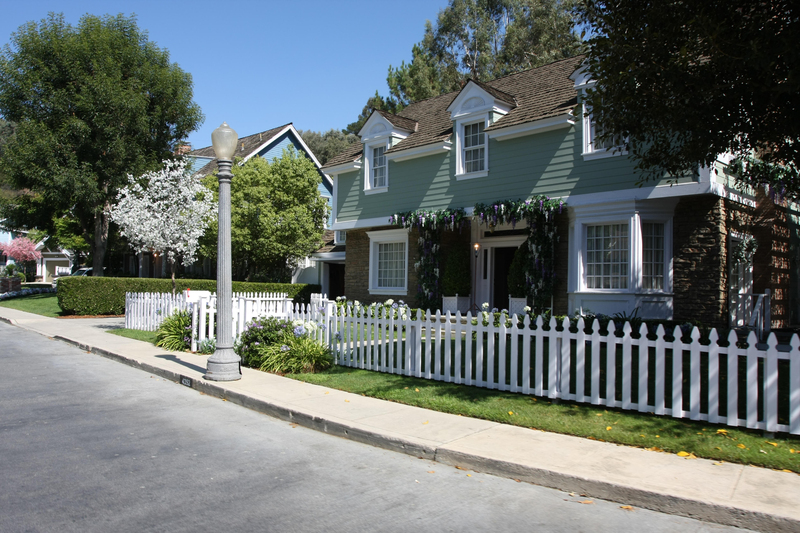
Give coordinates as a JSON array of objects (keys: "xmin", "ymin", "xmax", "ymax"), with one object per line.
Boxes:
[{"xmin": 0, "ymin": 221, "xmax": 73, "ymax": 282}]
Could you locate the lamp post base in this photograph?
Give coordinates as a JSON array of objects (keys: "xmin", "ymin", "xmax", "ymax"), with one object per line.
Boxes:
[{"xmin": 205, "ymin": 346, "xmax": 241, "ymax": 381}]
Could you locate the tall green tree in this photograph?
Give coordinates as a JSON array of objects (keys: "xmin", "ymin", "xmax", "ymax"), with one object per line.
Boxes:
[
  {"xmin": 202, "ymin": 147, "xmax": 329, "ymax": 282},
  {"xmin": 385, "ymin": 0, "xmax": 582, "ymax": 108},
  {"xmin": 0, "ymin": 13, "xmax": 203, "ymax": 275},
  {"xmin": 299, "ymin": 128, "xmax": 360, "ymax": 166},
  {"xmin": 343, "ymin": 91, "xmax": 401, "ymax": 136},
  {"xmin": 576, "ymin": 1, "xmax": 800, "ymax": 197}
]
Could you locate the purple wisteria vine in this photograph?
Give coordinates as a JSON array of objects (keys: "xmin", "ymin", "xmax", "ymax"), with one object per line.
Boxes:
[
  {"xmin": 389, "ymin": 208, "xmax": 470, "ymax": 311},
  {"xmin": 473, "ymin": 196, "xmax": 565, "ymax": 311}
]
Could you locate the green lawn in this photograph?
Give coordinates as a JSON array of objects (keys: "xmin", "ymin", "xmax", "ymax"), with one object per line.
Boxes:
[
  {"xmin": 0, "ymin": 293, "xmax": 63, "ymax": 317},
  {"xmin": 107, "ymin": 328, "xmax": 158, "ymax": 344},
  {"xmin": 290, "ymin": 366, "xmax": 800, "ymax": 473}
]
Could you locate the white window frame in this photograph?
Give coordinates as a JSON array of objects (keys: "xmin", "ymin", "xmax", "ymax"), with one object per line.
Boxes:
[
  {"xmin": 584, "ymin": 223, "xmax": 630, "ymax": 290},
  {"xmin": 454, "ymin": 114, "xmax": 490, "ymax": 180},
  {"xmin": 363, "ymin": 140, "xmax": 390, "ymax": 195},
  {"xmin": 570, "ymin": 205, "xmax": 673, "ymax": 296},
  {"xmin": 581, "ymin": 103, "xmax": 626, "ymax": 161},
  {"xmin": 334, "ymin": 230, "xmax": 346, "ymax": 245},
  {"xmin": 367, "ymin": 229, "xmax": 408, "ymax": 295}
]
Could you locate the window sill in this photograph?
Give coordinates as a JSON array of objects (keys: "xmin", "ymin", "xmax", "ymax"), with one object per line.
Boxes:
[
  {"xmin": 455, "ymin": 170, "xmax": 488, "ymax": 181},
  {"xmin": 368, "ymin": 287, "xmax": 408, "ymax": 296},
  {"xmin": 364, "ymin": 187, "xmax": 389, "ymax": 195},
  {"xmin": 582, "ymin": 149, "xmax": 626, "ymax": 161}
]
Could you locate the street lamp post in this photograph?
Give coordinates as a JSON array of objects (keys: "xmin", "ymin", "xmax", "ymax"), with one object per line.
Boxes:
[{"xmin": 205, "ymin": 122, "xmax": 241, "ymax": 381}]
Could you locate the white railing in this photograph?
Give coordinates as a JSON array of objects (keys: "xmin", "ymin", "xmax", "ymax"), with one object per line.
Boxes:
[
  {"xmin": 326, "ymin": 306, "xmax": 800, "ymax": 435},
  {"xmin": 730, "ymin": 289, "xmax": 771, "ymax": 339},
  {"xmin": 125, "ymin": 292, "xmax": 192, "ymax": 331}
]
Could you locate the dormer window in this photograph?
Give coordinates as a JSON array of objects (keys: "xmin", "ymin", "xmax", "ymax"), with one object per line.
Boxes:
[
  {"xmin": 463, "ymin": 122, "xmax": 486, "ymax": 173},
  {"xmin": 582, "ymin": 103, "xmax": 625, "ymax": 160},
  {"xmin": 371, "ymin": 145, "xmax": 386, "ymax": 188}
]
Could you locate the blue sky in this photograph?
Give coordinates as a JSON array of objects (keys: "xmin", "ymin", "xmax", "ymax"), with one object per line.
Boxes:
[{"xmin": 0, "ymin": 0, "xmax": 450, "ymax": 150}]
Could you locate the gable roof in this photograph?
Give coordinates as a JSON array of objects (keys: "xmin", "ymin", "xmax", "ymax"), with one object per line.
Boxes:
[
  {"xmin": 189, "ymin": 124, "xmax": 291, "ymax": 177},
  {"xmin": 322, "ymin": 55, "xmax": 585, "ymax": 170}
]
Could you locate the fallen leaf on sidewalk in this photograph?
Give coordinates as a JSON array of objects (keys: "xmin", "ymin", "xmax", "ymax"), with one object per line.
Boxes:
[
  {"xmin": 782, "ymin": 469, "xmax": 793, "ymax": 473},
  {"xmin": 344, "ymin": 400, "xmax": 350, "ymax": 403},
  {"xmin": 325, "ymin": 391, "xmax": 329, "ymax": 394},
  {"xmin": 713, "ymin": 462, "xmax": 724, "ymax": 466},
  {"xmin": 427, "ymin": 471, "xmax": 435, "ymax": 474},
  {"xmin": 619, "ymin": 505, "xmax": 634, "ymax": 511},
  {"xmin": 579, "ymin": 500, "xmax": 594, "ymax": 505},
  {"xmin": 422, "ymin": 420, "xmax": 429, "ymax": 425},
  {"xmin": 455, "ymin": 466, "xmax": 467, "ymax": 470},
  {"xmin": 290, "ymin": 423, "xmax": 298, "ymax": 428},
  {"xmin": 568, "ymin": 492, "xmax": 576, "ymax": 497}
]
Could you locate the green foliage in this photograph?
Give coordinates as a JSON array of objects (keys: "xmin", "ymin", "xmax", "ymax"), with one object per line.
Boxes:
[
  {"xmin": 154, "ymin": 310, "xmax": 191, "ymax": 352},
  {"xmin": 344, "ymin": 91, "xmax": 402, "ymax": 136},
  {"xmin": 202, "ymin": 147, "xmax": 328, "ymax": 281},
  {"xmin": 441, "ymin": 244, "xmax": 472, "ymax": 296},
  {"xmin": 507, "ymin": 245, "xmax": 528, "ymax": 298},
  {"xmin": 256, "ymin": 332, "xmax": 333, "ymax": 374},
  {"xmin": 298, "ymin": 129, "xmax": 360, "ymax": 166},
  {"xmin": 0, "ymin": 13, "xmax": 203, "ymax": 270},
  {"xmin": 577, "ymin": 0, "xmax": 800, "ymax": 198},
  {"xmin": 235, "ymin": 316, "xmax": 293, "ymax": 368},
  {"xmin": 55, "ymin": 276, "xmax": 320, "ymax": 316},
  {"xmin": 196, "ymin": 338, "xmax": 216, "ymax": 355},
  {"xmin": 381, "ymin": 0, "xmax": 582, "ymax": 110}
]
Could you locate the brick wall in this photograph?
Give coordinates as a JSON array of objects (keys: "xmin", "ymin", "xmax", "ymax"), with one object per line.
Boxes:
[{"xmin": 672, "ymin": 195, "xmax": 728, "ymax": 329}]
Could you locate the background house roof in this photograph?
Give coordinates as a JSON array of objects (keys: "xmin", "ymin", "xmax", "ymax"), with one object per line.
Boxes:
[
  {"xmin": 322, "ymin": 55, "xmax": 585, "ymax": 170},
  {"xmin": 188, "ymin": 124, "xmax": 292, "ymax": 177}
]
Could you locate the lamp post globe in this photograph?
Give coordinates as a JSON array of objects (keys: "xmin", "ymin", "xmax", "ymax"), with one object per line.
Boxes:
[{"xmin": 205, "ymin": 121, "xmax": 241, "ymax": 381}]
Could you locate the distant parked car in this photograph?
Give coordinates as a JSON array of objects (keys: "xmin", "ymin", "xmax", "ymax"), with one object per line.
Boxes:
[{"xmin": 52, "ymin": 267, "xmax": 93, "ymax": 287}]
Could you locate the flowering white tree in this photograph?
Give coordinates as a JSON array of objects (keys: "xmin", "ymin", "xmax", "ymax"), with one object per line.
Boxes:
[{"xmin": 109, "ymin": 159, "xmax": 217, "ymax": 293}]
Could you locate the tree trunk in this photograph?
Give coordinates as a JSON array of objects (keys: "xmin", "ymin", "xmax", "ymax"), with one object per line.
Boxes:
[
  {"xmin": 170, "ymin": 258, "xmax": 177, "ymax": 296},
  {"xmin": 92, "ymin": 206, "xmax": 109, "ymax": 276}
]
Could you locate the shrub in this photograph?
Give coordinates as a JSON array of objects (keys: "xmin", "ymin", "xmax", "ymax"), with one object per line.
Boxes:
[
  {"xmin": 155, "ymin": 310, "xmax": 191, "ymax": 351},
  {"xmin": 56, "ymin": 276, "xmax": 320, "ymax": 315},
  {"xmin": 256, "ymin": 331, "xmax": 333, "ymax": 374},
  {"xmin": 507, "ymin": 245, "xmax": 529, "ymax": 299},
  {"xmin": 235, "ymin": 316, "xmax": 293, "ymax": 367},
  {"xmin": 441, "ymin": 244, "xmax": 471, "ymax": 296},
  {"xmin": 197, "ymin": 337, "xmax": 216, "ymax": 355}
]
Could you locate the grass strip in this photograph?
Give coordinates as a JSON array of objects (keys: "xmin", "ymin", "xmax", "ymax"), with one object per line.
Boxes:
[
  {"xmin": 290, "ymin": 366, "xmax": 800, "ymax": 473},
  {"xmin": 0, "ymin": 293, "xmax": 63, "ymax": 317},
  {"xmin": 107, "ymin": 328, "xmax": 158, "ymax": 344}
]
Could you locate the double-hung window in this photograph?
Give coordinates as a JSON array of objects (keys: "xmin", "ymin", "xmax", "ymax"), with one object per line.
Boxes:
[
  {"xmin": 463, "ymin": 122, "xmax": 485, "ymax": 173},
  {"xmin": 371, "ymin": 146, "xmax": 386, "ymax": 188},
  {"xmin": 642, "ymin": 222, "xmax": 665, "ymax": 290},
  {"xmin": 585, "ymin": 224, "xmax": 629, "ymax": 289},
  {"xmin": 367, "ymin": 229, "xmax": 408, "ymax": 295}
]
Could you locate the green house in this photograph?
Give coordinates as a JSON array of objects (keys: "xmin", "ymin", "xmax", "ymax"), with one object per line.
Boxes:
[{"xmin": 322, "ymin": 56, "xmax": 798, "ymax": 329}]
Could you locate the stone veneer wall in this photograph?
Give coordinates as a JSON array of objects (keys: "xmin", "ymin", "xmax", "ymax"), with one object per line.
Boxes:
[
  {"xmin": 672, "ymin": 195, "xmax": 728, "ymax": 329},
  {"xmin": 343, "ymin": 226, "xmax": 421, "ymax": 308},
  {"xmin": 553, "ymin": 211, "xmax": 570, "ymax": 315},
  {"xmin": 673, "ymin": 191, "xmax": 798, "ymax": 330}
]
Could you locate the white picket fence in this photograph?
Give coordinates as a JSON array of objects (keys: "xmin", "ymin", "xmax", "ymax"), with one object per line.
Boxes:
[
  {"xmin": 191, "ymin": 291, "xmax": 295, "ymax": 351},
  {"xmin": 125, "ymin": 291, "xmax": 800, "ymax": 435},
  {"xmin": 325, "ymin": 306, "xmax": 800, "ymax": 435},
  {"xmin": 125, "ymin": 292, "xmax": 192, "ymax": 331}
]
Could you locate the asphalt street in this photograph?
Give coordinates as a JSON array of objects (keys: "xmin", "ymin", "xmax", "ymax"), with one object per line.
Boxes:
[{"xmin": 0, "ymin": 322, "xmax": 748, "ymax": 532}]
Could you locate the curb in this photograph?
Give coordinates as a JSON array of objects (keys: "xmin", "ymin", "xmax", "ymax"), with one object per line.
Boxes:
[{"xmin": 5, "ymin": 330, "xmax": 792, "ymax": 532}]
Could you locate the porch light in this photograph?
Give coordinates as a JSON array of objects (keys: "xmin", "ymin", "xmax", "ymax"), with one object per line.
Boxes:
[{"xmin": 474, "ymin": 242, "xmax": 480, "ymax": 257}]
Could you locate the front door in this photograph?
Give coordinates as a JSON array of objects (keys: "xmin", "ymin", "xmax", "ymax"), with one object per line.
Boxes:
[{"xmin": 492, "ymin": 247, "xmax": 517, "ymax": 310}]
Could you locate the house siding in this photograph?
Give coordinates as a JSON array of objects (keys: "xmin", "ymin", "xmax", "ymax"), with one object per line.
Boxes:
[{"xmin": 335, "ymin": 123, "xmax": 687, "ymax": 224}]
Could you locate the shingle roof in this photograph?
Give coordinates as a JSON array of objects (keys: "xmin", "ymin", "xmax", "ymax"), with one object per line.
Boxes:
[
  {"xmin": 189, "ymin": 124, "xmax": 292, "ymax": 176},
  {"xmin": 321, "ymin": 55, "xmax": 585, "ymax": 169},
  {"xmin": 375, "ymin": 110, "xmax": 418, "ymax": 132},
  {"xmin": 314, "ymin": 230, "xmax": 346, "ymax": 254}
]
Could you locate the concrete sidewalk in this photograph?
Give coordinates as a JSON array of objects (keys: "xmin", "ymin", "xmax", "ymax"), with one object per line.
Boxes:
[{"xmin": 1, "ymin": 307, "xmax": 798, "ymax": 532}]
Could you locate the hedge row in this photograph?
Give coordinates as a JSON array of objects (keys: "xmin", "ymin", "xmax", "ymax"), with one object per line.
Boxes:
[{"xmin": 56, "ymin": 277, "xmax": 320, "ymax": 316}]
